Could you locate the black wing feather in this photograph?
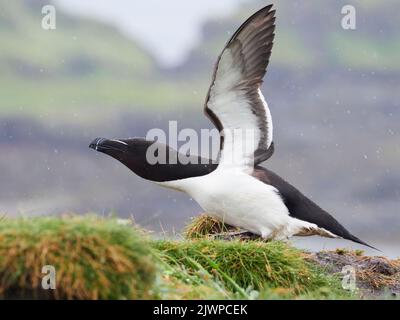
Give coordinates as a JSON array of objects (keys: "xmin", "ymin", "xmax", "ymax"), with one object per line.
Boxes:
[{"xmin": 252, "ymin": 166, "xmax": 379, "ymax": 250}]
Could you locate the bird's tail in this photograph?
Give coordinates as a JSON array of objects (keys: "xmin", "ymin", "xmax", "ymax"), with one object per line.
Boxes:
[{"xmin": 345, "ymin": 234, "xmax": 381, "ymax": 252}]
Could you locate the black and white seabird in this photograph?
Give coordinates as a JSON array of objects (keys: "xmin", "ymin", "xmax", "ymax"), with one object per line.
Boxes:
[{"xmin": 89, "ymin": 5, "xmax": 376, "ymax": 249}]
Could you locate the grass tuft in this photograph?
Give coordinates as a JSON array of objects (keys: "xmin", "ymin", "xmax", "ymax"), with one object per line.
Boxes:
[
  {"xmin": 153, "ymin": 239, "xmax": 350, "ymax": 299},
  {"xmin": 184, "ymin": 214, "xmax": 240, "ymax": 239},
  {"xmin": 0, "ymin": 215, "xmax": 359, "ymax": 300},
  {"xmin": 0, "ymin": 216, "xmax": 156, "ymax": 299}
]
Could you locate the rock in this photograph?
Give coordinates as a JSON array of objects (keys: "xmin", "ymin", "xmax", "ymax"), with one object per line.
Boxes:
[{"xmin": 309, "ymin": 250, "xmax": 400, "ymax": 299}]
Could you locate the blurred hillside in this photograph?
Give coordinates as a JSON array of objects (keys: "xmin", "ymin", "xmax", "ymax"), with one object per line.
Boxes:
[
  {"xmin": 0, "ymin": 0, "xmax": 195, "ymax": 118},
  {"xmin": 177, "ymin": 0, "xmax": 400, "ymax": 78},
  {"xmin": 0, "ymin": 0, "xmax": 399, "ymax": 255},
  {"xmin": 1, "ymin": 1, "xmax": 400, "ymax": 117}
]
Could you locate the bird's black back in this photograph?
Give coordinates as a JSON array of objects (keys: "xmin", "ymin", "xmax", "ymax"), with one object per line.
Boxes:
[{"xmin": 252, "ymin": 166, "xmax": 377, "ymax": 249}]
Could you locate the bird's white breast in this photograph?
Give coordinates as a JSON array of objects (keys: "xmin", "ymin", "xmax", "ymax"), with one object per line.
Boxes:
[{"xmin": 158, "ymin": 168, "xmax": 297, "ymax": 239}]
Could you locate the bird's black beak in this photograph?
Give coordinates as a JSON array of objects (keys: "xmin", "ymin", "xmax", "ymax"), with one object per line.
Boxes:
[{"xmin": 89, "ymin": 137, "xmax": 128, "ymax": 153}]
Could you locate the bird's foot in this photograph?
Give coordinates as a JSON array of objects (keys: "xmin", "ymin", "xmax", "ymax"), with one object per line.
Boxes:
[{"xmin": 211, "ymin": 230, "xmax": 261, "ymax": 241}]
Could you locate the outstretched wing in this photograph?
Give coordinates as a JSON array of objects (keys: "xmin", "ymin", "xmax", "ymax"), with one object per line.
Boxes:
[{"xmin": 204, "ymin": 5, "xmax": 276, "ymax": 168}]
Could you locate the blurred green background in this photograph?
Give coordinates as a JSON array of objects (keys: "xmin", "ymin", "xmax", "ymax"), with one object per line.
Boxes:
[{"xmin": 0, "ymin": 0, "xmax": 399, "ymax": 256}]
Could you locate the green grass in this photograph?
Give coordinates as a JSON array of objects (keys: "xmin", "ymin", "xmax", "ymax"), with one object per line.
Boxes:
[
  {"xmin": 0, "ymin": 215, "xmax": 355, "ymax": 299},
  {"xmin": 153, "ymin": 240, "xmax": 352, "ymax": 300},
  {"xmin": 0, "ymin": 216, "xmax": 156, "ymax": 299}
]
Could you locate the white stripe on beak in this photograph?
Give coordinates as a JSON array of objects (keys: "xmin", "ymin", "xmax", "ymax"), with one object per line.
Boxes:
[{"xmin": 109, "ymin": 139, "xmax": 128, "ymax": 146}]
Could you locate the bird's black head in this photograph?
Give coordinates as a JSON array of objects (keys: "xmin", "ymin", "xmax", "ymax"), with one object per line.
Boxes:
[
  {"xmin": 89, "ymin": 137, "xmax": 157, "ymax": 180},
  {"xmin": 89, "ymin": 137, "xmax": 217, "ymax": 182}
]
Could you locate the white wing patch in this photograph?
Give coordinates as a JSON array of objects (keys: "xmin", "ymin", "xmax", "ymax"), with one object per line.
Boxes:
[
  {"xmin": 258, "ymin": 89, "xmax": 273, "ymax": 149},
  {"xmin": 203, "ymin": 5, "xmax": 276, "ymax": 168},
  {"xmin": 207, "ymin": 49, "xmax": 272, "ymax": 168}
]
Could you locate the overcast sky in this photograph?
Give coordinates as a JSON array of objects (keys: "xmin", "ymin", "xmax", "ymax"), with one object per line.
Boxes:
[{"xmin": 55, "ymin": 0, "xmax": 250, "ymax": 67}]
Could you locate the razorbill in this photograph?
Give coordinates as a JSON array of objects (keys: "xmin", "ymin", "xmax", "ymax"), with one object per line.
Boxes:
[{"xmin": 89, "ymin": 5, "xmax": 376, "ymax": 249}]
